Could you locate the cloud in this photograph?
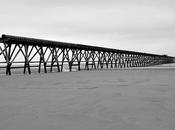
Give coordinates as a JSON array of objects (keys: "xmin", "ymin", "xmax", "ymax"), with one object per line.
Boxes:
[{"xmin": 0, "ymin": 0, "xmax": 175, "ymax": 55}]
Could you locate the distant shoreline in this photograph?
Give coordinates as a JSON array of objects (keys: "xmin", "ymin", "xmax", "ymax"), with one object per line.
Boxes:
[{"xmin": 0, "ymin": 63, "xmax": 175, "ymax": 76}]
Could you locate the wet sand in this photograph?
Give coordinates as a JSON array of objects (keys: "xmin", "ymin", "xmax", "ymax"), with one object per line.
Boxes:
[{"xmin": 0, "ymin": 66, "xmax": 175, "ymax": 130}]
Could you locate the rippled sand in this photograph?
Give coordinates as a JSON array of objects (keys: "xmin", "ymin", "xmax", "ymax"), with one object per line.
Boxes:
[{"xmin": 0, "ymin": 65, "xmax": 175, "ymax": 130}]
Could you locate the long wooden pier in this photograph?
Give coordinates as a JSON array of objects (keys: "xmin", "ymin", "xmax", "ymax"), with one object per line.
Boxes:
[{"xmin": 0, "ymin": 34, "xmax": 174, "ymax": 75}]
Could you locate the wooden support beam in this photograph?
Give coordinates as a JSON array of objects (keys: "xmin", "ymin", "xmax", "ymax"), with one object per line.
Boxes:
[
  {"xmin": 38, "ymin": 46, "xmax": 47, "ymax": 73},
  {"xmin": 24, "ymin": 44, "xmax": 31, "ymax": 74},
  {"xmin": 4, "ymin": 43, "xmax": 11, "ymax": 75},
  {"xmin": 50, "ymin": 47, "xmax": 60, "ymax": 72}
]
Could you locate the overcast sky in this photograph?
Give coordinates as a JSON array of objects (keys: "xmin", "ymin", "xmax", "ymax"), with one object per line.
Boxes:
[{"xmin": 0, "ymin": 0, "xmax": 175, "ymax": 55}]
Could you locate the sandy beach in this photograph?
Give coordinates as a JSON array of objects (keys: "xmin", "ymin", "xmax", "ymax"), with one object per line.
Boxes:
[{"xmin": 0, "ymin": 66, "xmax": 175, "ymax": 130}]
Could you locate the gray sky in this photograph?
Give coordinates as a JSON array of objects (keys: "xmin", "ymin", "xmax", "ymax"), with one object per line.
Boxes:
[{"xmin": 0, "ymin": 0, "xmax": 175, "ymax": 55}]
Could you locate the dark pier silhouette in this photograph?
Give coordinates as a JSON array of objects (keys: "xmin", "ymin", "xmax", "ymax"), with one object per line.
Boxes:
[{"xmin": 0, "ymin": 34, "xmax": 174, "ymax": 75}]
